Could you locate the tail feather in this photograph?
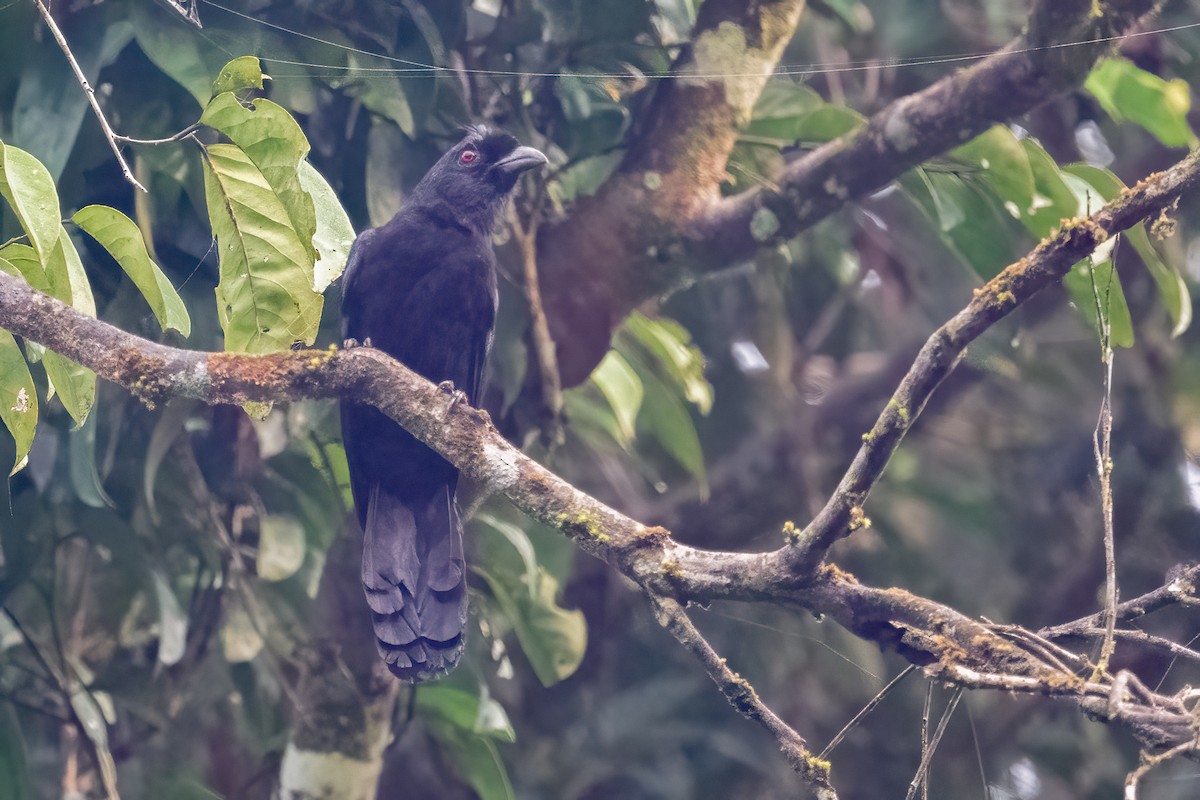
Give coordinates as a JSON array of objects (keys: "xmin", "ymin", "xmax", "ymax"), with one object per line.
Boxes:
[{"xmin": 361, "ymin": 484, "xmax": 467, "ymax": 681}]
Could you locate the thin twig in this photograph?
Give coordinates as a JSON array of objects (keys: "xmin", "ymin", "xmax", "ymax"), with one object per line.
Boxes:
[
  {"xmin": 1048, "ymin": 627, "xmax": 1200, "ymax": 665},
  {"xmin": 918, "ymin": 682, "xmax": 932, "ymax": 800},
  {"xmin": 906, "ymin": 688, "xmax": 963, "ymax": 800},
  {"xmin": 508, "ymin": 202, "xmax": 563, "ymax": 440},
  {"xmin": 819, "ymin": 666, "xmax": 916, "ymax": 760},
  {"xmin": 32, "ymin": 0, "xmax": 147, "ymax": 193},
  {"xmin": 1041, "ymin": 564, "xmax": 1200, "ymax": 637},
  {"xmin": 1124, "ymin": 739, "xmax": 1200, "ymax": 799},
  {"xmin": 1089, "ymin": 249, "xmax": 1119, "ymax": 680},
  {"xmin": 649, "ymin": 594, "xmax": 838, "ymax": 798},
  {"xmin": 114, "ymin": 123, "xmax": 203, "ymax": 146}
]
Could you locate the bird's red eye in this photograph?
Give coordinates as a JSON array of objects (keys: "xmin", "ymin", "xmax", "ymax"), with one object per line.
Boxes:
[{"xmin": 459, "ymin": 150, "xmax": 478, "ymax": 165}]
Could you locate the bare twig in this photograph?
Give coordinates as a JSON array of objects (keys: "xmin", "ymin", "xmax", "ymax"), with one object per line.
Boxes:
[
  {"xmin": 819, "ymin": 666, "xmax": 916, "ymax": 760},
  {"xmin": 1124, "ymin": 739, "xmax": 1200, "ymax": 799},
  {"xmin": 649, "ymin": 595, "xmax": 837, "ymax": 798},
  {"xmin": 31, "ymin": 0, "xmax": 146, "ymax": 193},
  {"xmin": 1041, "ymin": 564, "xmax": 1200, "ymax": 637},
  {"xmin": 1047, "ymin": 627, "xmax": 1200, "ymax": 665},
  {"xmin": 1089, "ymin": 250, "xmax": 1119, "ymax": 679},
  {"xmin": 905, "ymin": 688, "xmax": 963, "ymax": 800},
  {"xmin": 114, "ymin": 123, "xmax": 203, "ymax": 146},
  {"xmin": 508, "ymin": 202, "xmax": 563, "ymax": 438}
]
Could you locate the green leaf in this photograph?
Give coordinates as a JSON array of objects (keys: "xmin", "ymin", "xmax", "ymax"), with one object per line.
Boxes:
[
  {"xmin": 1064, "ymin": 163, "xmax": 1192, "ymax": 337},
  {"xmin": 952, "ymin": 125, "xmax": 1034, "ymax": 219},
  {"xmin": 257, "ymin": 514, "xmax": 306, "ymax": 582},
  {"xmin": 0, "ymin": 703, "xmax": 31, "ymax": 800},
  {"xmin": 637, "ymin": 368, "xmax": 708, "ymax": 497},
  {"xmin": 152, "ymin": 572, "xmax": 188, "ymax": 667},
  {"xmin": 1064, "ymin": 256, "xmax": 1134, "ymax": 349},
  {"xmin": 0, "ymin": 139, "xmax": 61, "ymax": 262},
  {"xmin": 132, "ymin": 1, "xmax": 221, "ymax": 107},
  {"xmin": 589, "ymin": 351, "xmax": 643, "ymax": 444},
  {"xmin": 787, "ymin": 106, "xmax": 866, "ymax": 144},
  {"xmin": 477, "ymin": 520, "xmax": 590, "ymax": 690},
  {"xmin": 1053, "ymin": 170, "xmax": 1135, "ymax": 347},
  {"xmin": 211, "ymin": 56, "xmax": 265, "ymax": 98},
  {"xmin": 812, "ymin": 0, "xmax": 874, "ymax": 32},
  {"xmin": 744, "ymin": 81, "xmax": 825, "ymax": 140},
  {"xmin": 221, "ymin": 601, "xmax": 264, "ymax": 663},
  {"xmin": 417, "ymin": 685, "xmax": 516, "ymax": 743},
  {"xmin": 69, "ymin": 410, "xmax": 112, "ymax": 507},
  {"xmin": 1085, "ymin": 57, "xmax": 1198, "ymax": 149},
  {"xmin": 428, "ymin": 722, "xmax": 514, "ymax": 800},
  {"xmin": 348, "ymin": 54, "xmax": 415, "ymax": 135},
  {"xmin": 1, "ymin": 239, "xmax": 97, "ymax": 424},
  {"xmin": 201, "ymin": 94, "xmax": 317, "ymax": 270},
  {"xmin": 622, "ymin": 313, "xmax": 712, "ymax": 414},
  {"xmin": 73, "ymin": 205, "xmax": 191, "ymax": 336},
  {"xmin": 297, "ymin": 161, "xmax": 355, "ymax": 292},
  {"xmin": 201, "ymin": 143, "xmax": 324, "ymax": 353},
  {"xmin": 476, "ymin": 514, "xmax": 539, "ymax": 590},
  {"xmin": 0, "ymin": 324, "xmax": 36, "ymax": 476},
  {"xmin": 1020, "ymin": 139, "xmax": 1079, "ymax": 238}
]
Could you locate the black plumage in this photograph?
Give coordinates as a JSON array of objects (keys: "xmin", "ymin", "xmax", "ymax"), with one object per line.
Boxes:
[{"xmin": 340, "ymin": 126, "xmax": 546, "ymax": 681}]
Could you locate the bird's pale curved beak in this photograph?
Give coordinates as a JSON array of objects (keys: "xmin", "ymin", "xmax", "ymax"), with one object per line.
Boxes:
[{"xmin": 493, "ymin": 146, "xmax": 548, "ymax": 176}]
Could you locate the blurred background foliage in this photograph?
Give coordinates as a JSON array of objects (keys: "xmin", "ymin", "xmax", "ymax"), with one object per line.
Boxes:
[{"xmin": 1, "ymin": 0, "xmax": 1200, "ymax": 798}]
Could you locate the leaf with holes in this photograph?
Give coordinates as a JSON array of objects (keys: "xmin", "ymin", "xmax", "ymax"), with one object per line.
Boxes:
[
  {"xmin": 201, "ymin": 93, "xmax": 317, "ymax": 275},
  {"xmin": 201, "ymin": 142, "xmax": 324, "ymax": 353},
  {"xmin": 210, "ymin": 55, "xmax": 264, "ymax": 98}
]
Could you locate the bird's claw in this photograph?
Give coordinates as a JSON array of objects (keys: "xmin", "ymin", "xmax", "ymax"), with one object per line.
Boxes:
[
  {"xmin": 342, "ymin": 336, "xmax": 373, "ymax": 349},
  {"xmin": 443, "ymin": 387, "xmax": 468, "ymax": 419}
]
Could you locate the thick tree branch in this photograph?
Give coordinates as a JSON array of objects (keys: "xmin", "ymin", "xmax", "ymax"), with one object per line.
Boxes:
[
  {"xmin": 0, "ymin": 145, "xmax": 1198, "ymax": 781},
  {"xmin": 540, "ymin": 0, "xmax": 1165, "ymax": 386}
]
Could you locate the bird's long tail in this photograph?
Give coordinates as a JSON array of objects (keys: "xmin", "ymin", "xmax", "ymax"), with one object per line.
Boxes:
[{"xmin": 361, "ymin": 484, "xmax": 467, "ymax": 681}]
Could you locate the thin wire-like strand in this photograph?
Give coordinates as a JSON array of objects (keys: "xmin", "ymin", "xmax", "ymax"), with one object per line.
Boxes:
[{"xmin": 197, "ymin": 0, "xmax": 1200, "ymax": 82}]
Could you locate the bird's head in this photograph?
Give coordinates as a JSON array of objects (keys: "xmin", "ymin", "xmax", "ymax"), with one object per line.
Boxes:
[{"xmin": 409, "ymin": 125, "xmax": 547, "ymax": 228}]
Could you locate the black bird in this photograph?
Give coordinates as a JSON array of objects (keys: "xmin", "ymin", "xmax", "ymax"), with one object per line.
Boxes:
[{"xmin": 340, "ymin": 127, "xmax": 547, "ymax": 681}]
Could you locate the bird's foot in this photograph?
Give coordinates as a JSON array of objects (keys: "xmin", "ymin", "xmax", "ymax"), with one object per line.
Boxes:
[
  {"xmin": 439, "ymin": 383, "xmax": 468, "ymax": 418},
  {"xmin": 342, "ymin": 336, "xmax": 374, "ymax": 349}
]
